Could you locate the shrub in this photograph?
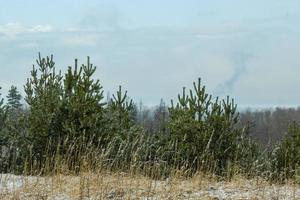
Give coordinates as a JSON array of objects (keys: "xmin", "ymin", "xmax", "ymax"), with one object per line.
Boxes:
[{"xmin": 271, "ymin": 121, "xmax": 300, "ymax": 180}]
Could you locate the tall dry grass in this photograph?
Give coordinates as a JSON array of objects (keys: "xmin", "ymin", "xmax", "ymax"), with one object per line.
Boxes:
[{"xmin": 1, "ymin": 132, "xmax": 299, "ymax": 199}]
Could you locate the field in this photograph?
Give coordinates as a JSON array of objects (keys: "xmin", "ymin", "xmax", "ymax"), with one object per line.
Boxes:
[{"xmin": 1, "ymin": 173, "xmax": 299, "ymax": 200}]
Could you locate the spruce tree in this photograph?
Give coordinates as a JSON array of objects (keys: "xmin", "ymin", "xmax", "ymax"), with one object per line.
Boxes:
[
  {"xmin": 0, "ymin": 87, "xmax": 5, "ymax": 129},
  {"xmin": 0, "ymin": 87, "xmax": 8, "ymax": 172},
  {"xmin": 3, "ymin": 86, "xmax": 25, "ymax": 173},
  {"xmin": 5, "ymin": 86, "xmax": 24, "ymax": 141},
  {"xmin": 0, "ymin": 86, "xmax": 7, "ymax": 146},
  {"xmin": 6, "ymin": 86, "xmax": 22, "ymax": 111}
]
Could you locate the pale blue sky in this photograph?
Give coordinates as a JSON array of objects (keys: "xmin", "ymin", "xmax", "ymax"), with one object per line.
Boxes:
[{"xmin": 1, "ymin": 0, "xmax": 300, "ymax": 107}]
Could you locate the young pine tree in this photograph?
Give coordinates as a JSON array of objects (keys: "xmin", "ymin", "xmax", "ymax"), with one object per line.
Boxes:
[
  {"xmin": 60, "ymin": 57, "xmax": 106, "ymax": 140},
  {"xmin": 106, "ymin": 85, "xmax": 135, "ymax": 140},
  {"xmin": 272, "ymin": 121, "xmax": 300, "ymax": 180},
  {"xmin": 24, "ymin": 53, "xmax": 63, "ymax": 160},
  {"xmin": 168, "ymin": 78, "xmax": 257, "ymax": 176}
]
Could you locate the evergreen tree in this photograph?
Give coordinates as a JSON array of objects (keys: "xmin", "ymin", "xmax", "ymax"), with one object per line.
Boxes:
[
  {"xmin": 24, "ymin": 53, "xmax": 63, "ymax": 160},
  {"xmin": 6, "ymin": 86, "xmax": 22, "ymax": 111},
  {"xmin": 0, "ymin": 87, "xmax": 5, "ymax": 129},
  {"xmin": 0, "ymin": 87, "xmax": 8, "ymax": 172},
  {"xmin": 23, "ymin": 54, "xmax": 109, "ymax": 171},
  {"xmin": 272, "ymin": 121, "xmax": 300, "ymax": 180},
  {"xmin": 168, "ymin": 78, "xmax": 257, "ymax": 175},
  {"xmin": 106, "ymin": 86, "xmax": 135, "ymax": 139},
  {"xmin": 0, "ymin": 86, "xmax": 7, "ymax": 146},
  {"xmin": 5, "ymin": 86, "xmax": 24, "ymax": 143},
  {"xmin": 4, "ymin": 86, "xmax": 26, "ymax": 173},
  {"xmin": 60, "ymin": 57, "xmax": 106, "ymax": 140}
]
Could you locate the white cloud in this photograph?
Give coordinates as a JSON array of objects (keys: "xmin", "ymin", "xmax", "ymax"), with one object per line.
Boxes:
[
  {"xmin": 0, "ymin": 23, "xmax": 25, "ymax": 37},
  {"xmin": 0, "ymin": 22, "xmax": 54, "ymax": 38},
  {"xmin": 29, "ymin": 25, "xmax": 53, "ymax": 33}
]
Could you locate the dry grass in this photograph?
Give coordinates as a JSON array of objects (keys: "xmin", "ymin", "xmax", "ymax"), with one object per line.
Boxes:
[
  {"xmin": 1, "ymin": 133, "xmax": 299, "ymax": 199},
  {"xmin": 1, "ymin": 172, "xmax": 300, "ymax": 200}
]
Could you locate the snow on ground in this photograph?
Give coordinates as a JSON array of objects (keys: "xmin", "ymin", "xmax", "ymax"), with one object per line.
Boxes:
[
  {"xmin": 1, "ymin": 173, "xmax": 300, "ymax": 199},
  {"xmin": 0, "ymin": 174, "xmax": 31, "ymax": 193}
]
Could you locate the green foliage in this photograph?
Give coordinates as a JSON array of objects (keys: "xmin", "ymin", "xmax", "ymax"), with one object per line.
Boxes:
[
  {"xmin": 23, "ymin": 54, "xmax": 109, "ymax": 164},
  {"xmin": 60, "ymin": 57, "xmax": 105, "ymax": 140},
  {"xmin": 24, "ymin": 53, "xmax": 63, "ymax": 160},
  {"xmin": 100, "ymin": 86, "xmax": 140, "ymax": 162},
  {"xmin": 7, "ymin": 86, "xmax": 22, "ymax": 111},
  {"xmin": 168, "ymin": 78, "xmax": 258, "ymax": 176},
  {"xmin": 272, "ymin": 121, "xmax": 300, "ymax": 180},
  {"xmin": 0, "ymin": 86, "xmax": 8, "ymax": 149},
  {"xmin": 0, "ymin": 54, "xmax": 265, "ymax": 180},
  {"xmin": 0, "ymin": 87, "xmax": 9, "ymax": 172},
  {"xmin": 3, "ymin": 86, "xmax": 27, "ymax": 172},
  {"xmin": 5, "ymin": 86, "xmax": 24, "ymax": 146},
  {"xmin": 107, "ymin": 86, "xmax": 135, "ymax": 136},
  {"xmin": 0, "ymin": 86, "xmax": 5, "ymax": 130}
]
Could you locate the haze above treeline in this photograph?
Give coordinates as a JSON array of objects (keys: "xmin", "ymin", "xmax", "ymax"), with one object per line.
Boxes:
[{"xmin": 1, "ymin": 0, "xmax": 300, "ymax": 106}]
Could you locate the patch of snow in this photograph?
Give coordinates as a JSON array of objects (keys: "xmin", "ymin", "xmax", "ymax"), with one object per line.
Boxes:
[{"xmin": 0, "ymin": 174, "xmax": 24, "ymax": 192}]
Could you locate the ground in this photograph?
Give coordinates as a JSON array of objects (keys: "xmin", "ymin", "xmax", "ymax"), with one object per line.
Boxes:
[{"xmin": 0, "ymin": 173, "xmax": 300, "ymax": 199}]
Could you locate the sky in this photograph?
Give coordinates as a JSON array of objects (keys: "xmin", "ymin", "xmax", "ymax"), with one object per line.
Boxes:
[{"xmin": 0, "ymin": 0, "xmax": 300, "ymax": 108}]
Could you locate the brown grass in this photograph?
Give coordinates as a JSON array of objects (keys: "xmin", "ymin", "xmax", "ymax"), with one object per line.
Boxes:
[{"xmin": 1, "ymin": 172, "xmax": 299, "ymax": 200}]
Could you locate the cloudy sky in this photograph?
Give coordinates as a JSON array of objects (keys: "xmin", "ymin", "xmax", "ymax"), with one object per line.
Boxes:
[{"xmin": 0, "ymin": 0, "xmax": 300, "ymax": 108}]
